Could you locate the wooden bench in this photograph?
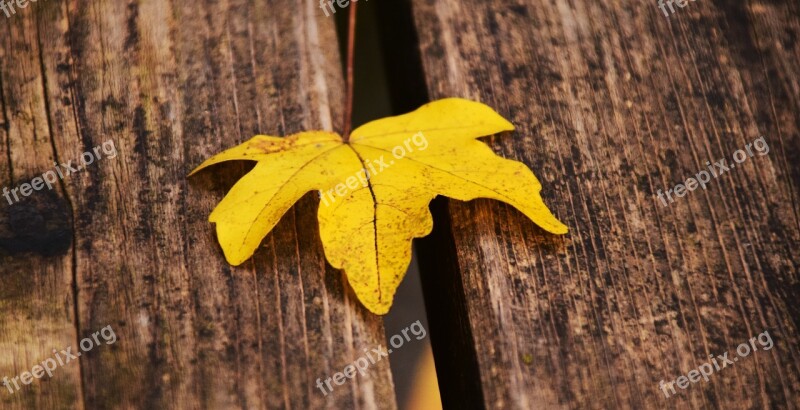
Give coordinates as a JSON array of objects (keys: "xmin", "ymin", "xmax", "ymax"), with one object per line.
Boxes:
[{"xmin": 1, "ymin": 0, "xmax": 798, "ymax": 408}]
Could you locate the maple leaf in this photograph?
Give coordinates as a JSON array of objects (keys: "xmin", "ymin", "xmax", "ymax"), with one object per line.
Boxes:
[{"xmin": 190, "ymin": 98, "xmax": 568, "ymax": 314}]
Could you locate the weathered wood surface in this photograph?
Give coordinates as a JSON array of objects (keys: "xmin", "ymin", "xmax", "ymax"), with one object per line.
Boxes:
[
  {"xmin": 412, "ymin": 0, "xmax": 800, "ymax": 408},
  {"xmin": 0, "ymin": 1, "xmax": 395, "ymax": 409}
]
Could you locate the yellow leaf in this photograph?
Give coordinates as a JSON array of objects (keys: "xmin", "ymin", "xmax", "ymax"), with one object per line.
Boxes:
[{"xmin": 191, "ymin": 98, "xmax": 567, "ymax": 314}]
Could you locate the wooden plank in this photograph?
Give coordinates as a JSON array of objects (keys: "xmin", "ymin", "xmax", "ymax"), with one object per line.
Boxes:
[
  {"xmin": 411, "ymin": 0, "xmax": 800, "ymax": 408},
  {"xmin": 0, "ymin": 3, "xmax": 82, "ymax": 408},
  {"xmin": 1, "ymin": 0, "xmax": 396, "ymax": 409}
]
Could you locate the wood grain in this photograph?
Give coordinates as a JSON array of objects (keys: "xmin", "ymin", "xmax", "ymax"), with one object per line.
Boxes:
[
  {"xmin": 411, "ymin": 0, "xmax": 800, "ymax": 408},
  {"xmin": 0, "ymin": 0, "xmax": 396, "ymax": 409}
]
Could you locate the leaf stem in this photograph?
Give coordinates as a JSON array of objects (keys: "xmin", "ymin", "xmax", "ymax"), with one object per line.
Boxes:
[{"xmin": 342, "ymin": 0, "xmax": 357, "ymax": 143}]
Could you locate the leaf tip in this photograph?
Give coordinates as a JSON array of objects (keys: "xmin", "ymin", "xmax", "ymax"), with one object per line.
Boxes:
[
  {"xmin": 188, "ymin": 158, "xmax": 218, "ymax": 177},
  {"xmin": 225, "ymin": 254, "xmax": 248, "ymax": 267},
  {"xmin": 220, "ymin": 241, "xmax": 251, "ymax": 266},
  {"xmin": 545, "ymin": 217, "xmax": 569, "ymax": 235},
  {"xmin": 364, "ymin": 301, "xmax": 391, "ymax": 315},
  {"xmin": 187, "ymin": 165, "xmax": 203, "ymax": 177}
]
